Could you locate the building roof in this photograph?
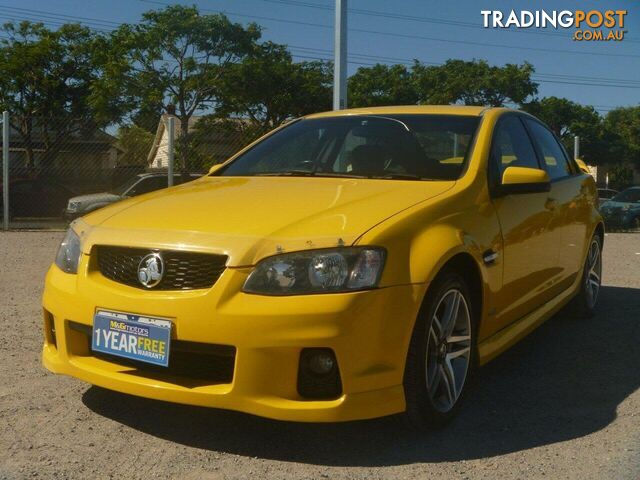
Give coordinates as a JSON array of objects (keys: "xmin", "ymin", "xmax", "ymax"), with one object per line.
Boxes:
[
  {"xmin": 146, "ymin": 114, "xmax": 250, "ymax": 168},
  {"xmin": 146, "ymin": 114, "xmax": 203, "ymax": 165},
  {"xmin": 3, "ymin": 121, "xmax": 121, "ymax": 151}
]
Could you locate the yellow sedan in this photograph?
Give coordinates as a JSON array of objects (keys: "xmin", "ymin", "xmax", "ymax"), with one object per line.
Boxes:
[{"xmin": 42, "ymin": 106, "xmax": 603, "ymax": 427}]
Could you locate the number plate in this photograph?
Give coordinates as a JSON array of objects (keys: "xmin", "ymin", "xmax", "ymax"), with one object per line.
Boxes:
[{"xmin": 91, "ymin": 310, "xmax": 172, "ymax": 367}]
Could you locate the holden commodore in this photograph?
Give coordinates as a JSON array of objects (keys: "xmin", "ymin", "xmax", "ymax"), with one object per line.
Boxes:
[{"xmin": 42, "ymin": 106, "xmax": 603, "ymax": 427}]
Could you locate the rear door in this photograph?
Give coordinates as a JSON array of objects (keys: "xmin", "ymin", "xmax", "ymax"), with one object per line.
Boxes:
[
  {"xmin": 487, "ymin": 115, "xmax": 562, "ymax": 333},
  {"xmin": 523, "ymin": 117, "xmax": 589, "ymax": 287}
]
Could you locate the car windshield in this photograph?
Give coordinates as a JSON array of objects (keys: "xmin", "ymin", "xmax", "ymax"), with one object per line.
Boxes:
[
  {"xmin": 110, "ymin": 176, "xmax": 141, "ymax": 195},
  {"xmin": 218, "ymin": 115, "xmax": 481, "ymax": 181},
  {"xmin": 612, "ymin": 188, "xmax": 640, "ymax": 203}
]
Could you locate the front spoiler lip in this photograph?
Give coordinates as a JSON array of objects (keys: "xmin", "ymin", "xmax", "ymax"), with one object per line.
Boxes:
[{"xmin": 42, "ymin": 344, "xmax": 406, "ymax": 423}]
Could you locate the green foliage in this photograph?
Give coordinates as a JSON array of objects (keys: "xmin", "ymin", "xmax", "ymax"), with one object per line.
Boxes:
[
  {"xmin": 104, "ymin": 5, "xmax": 261, "ymax": 170},
  {"xmin": 0, "ymin": 10, "xmax": 636, "ymax": 176},
  {"xmin": 604, "ymin": 107, "xmax": 640, "ymax": 168},
  {"xmin": 0, "ymin": 21, "xmax": 113, "ymax": 170},
  {"xmin": 414, "ymin": 59, "xmax": 538, "ymax": 106},
  {"xmin": 177, "ymin": 116, "xmax": 269, "ymax": 172},
  {"xmin": 216, "ymin": 42, "xmax": 332, "ymax": 129},
  {"xmin": 608, "ymin": 163, "xmax": 635, "ymax": 190},
  {"xmin": 116, "ymin": 125, "xmax": 155, "ymax": 166},
  {"xmin": 349, "ymin": 60, "xmax": 537, "ymax": 108},
  {"xmin": 349, "ymin": 64, "xmax": 418, "ymax": 107}
]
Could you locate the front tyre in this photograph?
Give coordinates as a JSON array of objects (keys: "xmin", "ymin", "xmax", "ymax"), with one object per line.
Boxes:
[{"xmin": 403, "ymin": 271, "xmax": 476, "ymax": 429}]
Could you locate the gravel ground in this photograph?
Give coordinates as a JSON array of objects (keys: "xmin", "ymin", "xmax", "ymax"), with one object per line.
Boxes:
[{"xmin": 0, "ymin": 231, "xmax": 639, "ymax": 480}]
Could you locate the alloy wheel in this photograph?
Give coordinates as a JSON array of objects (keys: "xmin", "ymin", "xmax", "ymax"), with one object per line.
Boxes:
[
  {"xmin": 585, "ymin": 238, "xmax": 602, "ymax": 309},
  {"xmin": 425, "ymin": 288, "xmax": 472, "ymax": 413}
]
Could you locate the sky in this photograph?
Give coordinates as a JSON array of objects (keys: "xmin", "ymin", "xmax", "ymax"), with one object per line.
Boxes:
[{"xmin": 1, "ymin": 0, "xmax": 639, "ymax": 115}]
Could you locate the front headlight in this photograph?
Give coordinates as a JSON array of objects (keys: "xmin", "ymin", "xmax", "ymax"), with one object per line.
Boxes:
[
  {"xmin": 67, "ymin": 201, "xmax": 81, "ymax": 212},
  {"xmin": 243, "ymin": 247, "xmax": 386, "ymax": 295},
  {"xmin": 54, "ymin": 228, "xmax": 82, "ymax": 274}
]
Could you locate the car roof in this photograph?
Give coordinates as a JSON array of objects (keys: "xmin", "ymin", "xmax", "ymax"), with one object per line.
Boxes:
[{"xmin": 305, "ymin": 105, "xmax": 501, "ymax": 119}]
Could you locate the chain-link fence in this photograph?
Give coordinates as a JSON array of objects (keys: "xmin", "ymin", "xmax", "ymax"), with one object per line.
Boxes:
[{"xmin": 0, "ymin": 112, "xmax": 262, "ymax": 229}]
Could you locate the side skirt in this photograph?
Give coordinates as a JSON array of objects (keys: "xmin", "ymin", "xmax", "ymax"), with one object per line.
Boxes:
[{"xmin": 477, "ymin": 276, "xmax": 581, "ymax": 366}]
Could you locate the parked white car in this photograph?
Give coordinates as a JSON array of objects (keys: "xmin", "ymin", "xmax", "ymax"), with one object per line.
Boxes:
[{"xmin": 64, "ymin": 173, "xmax": 201, "ymax": 220}]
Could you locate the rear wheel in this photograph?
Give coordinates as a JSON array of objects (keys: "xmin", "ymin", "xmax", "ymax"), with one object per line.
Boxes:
[
  {"xmin": 568, "ymin": 234, "xmax": 602, "ymax": 317},
  {"xmin": 403, "ymin": 271, "xmax": 476, "ymax": 429}
]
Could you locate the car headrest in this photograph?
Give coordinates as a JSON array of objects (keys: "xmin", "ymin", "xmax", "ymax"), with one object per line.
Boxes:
[{"xmin": 349, "ymin": 145, "xmax": 389, "ymax": 175}]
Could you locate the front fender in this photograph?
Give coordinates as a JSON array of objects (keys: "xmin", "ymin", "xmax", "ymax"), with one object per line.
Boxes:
[{"xmin": 355, "ymin": 186, "xmax": 503, "ymax": 341}]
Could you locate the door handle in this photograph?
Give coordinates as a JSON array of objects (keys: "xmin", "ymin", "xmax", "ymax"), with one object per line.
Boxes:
[{"xmin": 545, "ymin": 198, "xmax": 558, "ymax": 210}]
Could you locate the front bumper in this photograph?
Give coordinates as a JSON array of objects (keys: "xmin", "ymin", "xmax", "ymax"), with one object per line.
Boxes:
[{"xmin": 42, "ymin": 257, "xmax": 424, "ymax": 422}]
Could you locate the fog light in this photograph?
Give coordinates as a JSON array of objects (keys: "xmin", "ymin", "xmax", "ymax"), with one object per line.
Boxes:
[
  {"xmin": 308, "ymin": 352, "xmax": 335, "ymax": 375},
  {"xmin": 43, "ymin": 309, "xmax": 57, "ymax": 347},
  {"xmin": 298, "ymin": 348, "xmax": 342, "ymax": 399}
]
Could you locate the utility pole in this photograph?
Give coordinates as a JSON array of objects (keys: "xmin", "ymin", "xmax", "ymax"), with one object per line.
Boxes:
[
  {"xmin": 2, "ymin": 111, "xmax": 8, "ymax": 231},
  {"xmin": 167, "ymin": 116, "xmax": 175, "ymax": 187},
  {"xmin": 574, "ymin": 135, "xmax": 580, "ymax": 160},
  {"xmin": 333, "ymin": 0, "xmax": 347, "ymax": 110}
]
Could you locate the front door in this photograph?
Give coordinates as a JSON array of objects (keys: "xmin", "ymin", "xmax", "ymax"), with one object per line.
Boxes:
[{"xmin": 487, "ymin": 115, "xmax": 563, "ymax": 335}]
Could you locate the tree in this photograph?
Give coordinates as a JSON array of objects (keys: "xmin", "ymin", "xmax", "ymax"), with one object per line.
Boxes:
[
  {"xmin": 106, "ymin": 5, "xmax": 260, "ymax": 171},
  {"xmin": 413, "ymin": 59, "xmax": 538, "ymax": 106},
  {"xmin": 0, "ymin": 21, "xmax": 108, "ymax": 172},
  {"xmin": 603, "ymin": 106, "xmax": 640, "ymax": 167},
  {"xmin": 348, "ymin": 64, "xmax": 419, "ymax": 107},
  {"xmin": 215, "ymin": 42, "xmax": 332, "ymax": 132},
  {"xmin": 116, "ymin": 125, "xmax": 155, "ymax": 166}
]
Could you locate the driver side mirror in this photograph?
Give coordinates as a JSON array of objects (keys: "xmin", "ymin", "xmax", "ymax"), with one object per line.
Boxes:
[
  {"xmin": 575, "ymin": 158, "xmax": 590, "ymax": 174},
  {"xmin": 208, "ymin": 163, "xmax": 224, "ymax": 175},
  {"xmin": 495, "ymin": 166, "xmax": 551, "ymax": 196}
]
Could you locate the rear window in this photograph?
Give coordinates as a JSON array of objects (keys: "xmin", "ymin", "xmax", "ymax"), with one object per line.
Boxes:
[
  {"xmin": 612, "ymin": 188, "xmax": 640, "ymax": 203},
  {"xmin": 219, "ymin": 115, "xmax": 480, "ymax": 181}
]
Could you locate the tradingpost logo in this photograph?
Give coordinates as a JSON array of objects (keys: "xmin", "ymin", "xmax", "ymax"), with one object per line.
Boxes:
[{"xmin": 481, "ymin": 10, "xmax": 628, "ymax": 41}]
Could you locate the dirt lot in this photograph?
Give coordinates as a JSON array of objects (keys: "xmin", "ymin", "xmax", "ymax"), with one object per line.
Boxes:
[{"xmin": 0, "ymin": 232, "xmax": 639, "ymax": 480}]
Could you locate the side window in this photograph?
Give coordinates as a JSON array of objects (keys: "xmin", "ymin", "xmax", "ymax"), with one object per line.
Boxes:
[
  {"xmin": 129, "ymin": 177, "xmax": 166, "ymax": 196},
  {"xmin": 257, "ymin": 128, "xmax": 328, "ymax": 173},
  {"xmin": 490, "ymin": 116, "xmax": 540, "ymax": 185},
  {"xmin": 524, "ymin": 119, "xmax": 573, "ymax": 180}
]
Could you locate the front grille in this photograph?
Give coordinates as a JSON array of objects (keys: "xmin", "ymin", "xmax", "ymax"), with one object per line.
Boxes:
[{"xmin": 96, "ymin": 246, "xmax": 227, "ymax": 290}]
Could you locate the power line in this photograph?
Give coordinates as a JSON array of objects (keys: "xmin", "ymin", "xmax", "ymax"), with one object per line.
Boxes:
[
  {"xmin": 4, "ymin": 1, "xmax": 638, "ymax": 63},
  {"xmin": 223, "ymin": 2, "xmax": 640, "ymax": 58},
  {"xmin": 291, "ymin": 45, "xmax": 640, "ymax": 85},
  {"xmin": 259, "ymin": 0, "xmax": 640, "ymax": 44},
  {"xmin": 199, "ymin": 1, "xmax": 640, "ymax": 59},
  {"xmin": 2, "ymin": 5, "xmax": 640, "ymax": 90},
  {"xmin": 291, "ymin": 52, "xmax": 640, "ymax": 91},
  {"xmin": 0, "ymin": 6, "xmax": 124, "ymax": 28}
]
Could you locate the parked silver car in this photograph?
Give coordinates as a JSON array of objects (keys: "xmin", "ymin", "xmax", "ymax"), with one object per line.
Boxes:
[{"xmin": 64, "ymin": 173, "xmax": 201, "ymax": 220}]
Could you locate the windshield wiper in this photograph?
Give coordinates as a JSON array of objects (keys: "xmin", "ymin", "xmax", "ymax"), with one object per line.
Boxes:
[
  {"xmin": 313, "ymin": 172, "xmax": 369, "ymax": 179},
  {"xmin": 370, "ymin": 173, "xmax": 424, "ymax": 180},
  {"xmin": 252, "ymin": 171, "xmax": 425, "ymax": 180},
  {"xmin": 253, "ymin": 171, "xmax": 369, "ymax": 179},
  {"xmin": 254, "ymin": 170, "xmax": 315, "ymax": 177}
]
